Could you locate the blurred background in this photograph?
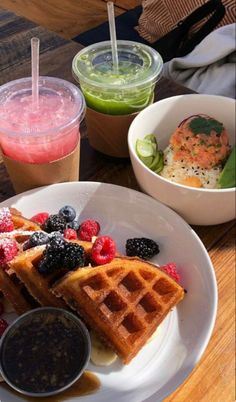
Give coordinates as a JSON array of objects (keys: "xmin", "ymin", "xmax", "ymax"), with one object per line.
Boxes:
[{"xmin": 0, "ymin": 0, "xmax": 141, "ymax": 38}]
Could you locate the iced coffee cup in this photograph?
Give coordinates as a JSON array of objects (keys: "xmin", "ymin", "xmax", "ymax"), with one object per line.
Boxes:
[
  {"xmin": 72, "ymin": 41, "xmax": 163, "ymax": 157},
  {"xmin": 0, "ymin": 76, "xmax": 85, "ymax": 193}
]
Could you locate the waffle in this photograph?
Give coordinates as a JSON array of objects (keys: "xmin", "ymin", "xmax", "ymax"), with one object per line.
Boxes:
[
  {"xmin": 9, "ymin": 240, "xmax": 93, "ymax": 308},
  {"xmin": 52, "ymin": 256, "xmax": 185, "ymax": 364},
  {"xmin": 11, "ymin": 213, "xmax": 41, "ymax": 232},
  {"xmin": 0, "ymin": 210, "xmax": 42, "ymax": 313},
  {"xmin": 0, "ymin": 268, "xmax": 35, "ymax": 315}
]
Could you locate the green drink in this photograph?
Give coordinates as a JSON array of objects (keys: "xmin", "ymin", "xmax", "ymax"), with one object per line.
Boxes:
[{"xmin": 72, "ymin": 41, "xmax": 163, "ymax": 115}]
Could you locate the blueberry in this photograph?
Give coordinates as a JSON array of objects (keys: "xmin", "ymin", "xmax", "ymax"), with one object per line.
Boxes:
[
  {"xmin": 23, "ymin": 231, "xmax": 49, "ymax": 250},
  {"xmin": 29, "ymin": 232, "xmax": 49, "ymax": 247},
  {"xmin": 66, "ymin": 220, "xmax": 80, "ymax": 231},
  {"xmin": 59, "ymin": 206, "xmax": 76, "ymax": 222},
  {"xmin": 49, "ymin": 231, "xmax": 64, "ymax": 240}
]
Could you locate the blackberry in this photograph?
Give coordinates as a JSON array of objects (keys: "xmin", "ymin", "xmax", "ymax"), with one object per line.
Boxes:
[
  {"xmin": 126, "ymin": 238, "xmax": 160, "ymax": 260},
  {"xmin": 42, "ymin": 214, "xmax": 66, "ymax": 233},
  {"xmin": 63, "ymin": 242, "xmax": 85, "ymax": 270},
  {"xmin": 59, "ymin": 206, "xmax": 76, "ymax": 222},
  {"xmin": 37, "ymin": 235, "xmax": 66, "ymax": 275},
  {"xmin": 37, "ymin": 235, "xmax": 85, "ymax": 275}
]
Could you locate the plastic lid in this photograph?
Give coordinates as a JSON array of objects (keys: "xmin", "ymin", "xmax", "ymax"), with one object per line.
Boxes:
[
  {"xmin": 0, "ymin": 77, "xmax": 86, "ymax": 137},
  {"xmin": 72, "ymin": 40, "xmax": 163, "ymax": 90}
]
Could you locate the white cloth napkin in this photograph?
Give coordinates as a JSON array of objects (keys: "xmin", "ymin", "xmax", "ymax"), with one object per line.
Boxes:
[{"xmin": 163, "ymin": 24, "xmax": 236, "ymax": 99}]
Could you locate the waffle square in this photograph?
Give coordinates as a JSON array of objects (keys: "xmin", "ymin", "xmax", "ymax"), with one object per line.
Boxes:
[
  {"xmin": 0, "ymin": 268, "xmax": 33, "ymax": 315},
  {"xmin": 52, "ymin": 257, "xmax": 185, "ymax": 363}
]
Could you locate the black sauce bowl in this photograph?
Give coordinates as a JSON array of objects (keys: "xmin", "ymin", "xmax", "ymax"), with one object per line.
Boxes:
[{"xmin": 0, "ymin": 307, "xmax": 91, "ymax": 397}]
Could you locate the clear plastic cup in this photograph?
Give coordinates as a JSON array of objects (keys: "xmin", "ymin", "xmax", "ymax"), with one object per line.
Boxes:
[
  {"xmin": 72, "ymin": 40, "xmax": 163, "ymax": 115},
  {"xmin": 0, "ymin": 77, "xmax": 85, "ymax": 163}
]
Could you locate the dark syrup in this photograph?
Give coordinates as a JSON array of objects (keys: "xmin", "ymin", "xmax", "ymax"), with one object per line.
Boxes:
[{"xmin": 0, "ymin": 371, "xmax": 100, "ymax": 401}]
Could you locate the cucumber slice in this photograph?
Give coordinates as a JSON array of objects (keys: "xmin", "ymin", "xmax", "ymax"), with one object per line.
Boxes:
[
  {"xmin": 140, "ymin": 155, "xmax": 154, "ymax": 167},
  {"xmin": 136, "ymin": 139, "xmax": 156, "ymax": 158},
  {"xmin": 154, "ymin": 152, "xmax": 164, "ymax": 174},
  {"xmin": 217, "ymin": 145, "xmax": 236, "ymax": 188},
  {"xmin": 149, "ymin": 152, "xmax": 160, "ymax": 170},
  {"xmin": 144, "ymin": 134, "xmax": 157, "ymax": 145}
]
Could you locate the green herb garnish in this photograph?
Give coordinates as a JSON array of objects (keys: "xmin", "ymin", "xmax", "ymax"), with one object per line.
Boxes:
[{"xmin": 189, "ymin": 116, "xmax": 224, "ymax": 136}]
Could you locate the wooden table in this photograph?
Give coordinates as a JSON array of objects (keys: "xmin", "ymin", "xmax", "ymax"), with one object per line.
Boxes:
[{"xmin": 0, "ymin": 10, "xmax": 235, "ymax": 402}]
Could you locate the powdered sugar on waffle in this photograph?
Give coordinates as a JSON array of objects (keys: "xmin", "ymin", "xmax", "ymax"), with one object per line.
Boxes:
[
  {"xmin": 0, "ymin": 230, "xmax": 38, "ymax": 239},
  {"xmin": 0, "ymin": 207, "xmax": 14, "ymax": 232}
]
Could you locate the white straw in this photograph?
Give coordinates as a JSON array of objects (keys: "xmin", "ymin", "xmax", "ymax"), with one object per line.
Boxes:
[
  {"xmin": 107, "ymin": 2, "xmax": 119, "ymax": 72},
  {"xmin": 31, "ymin": 37, "xmax": 40, "ymax": 106}
]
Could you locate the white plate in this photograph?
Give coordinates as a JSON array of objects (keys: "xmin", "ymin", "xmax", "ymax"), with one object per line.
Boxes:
[{"xmin": 0, "ymin": 182, "xmax": 217, "ymax": 402}]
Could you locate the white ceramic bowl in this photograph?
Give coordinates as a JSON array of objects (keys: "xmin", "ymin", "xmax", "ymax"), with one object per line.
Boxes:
[{"xmin": 128, "ymin": 94, "xmax": 236, "ymax": 225}]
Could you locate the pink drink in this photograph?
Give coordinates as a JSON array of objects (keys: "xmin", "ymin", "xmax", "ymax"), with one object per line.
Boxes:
[{"xmin": 0, "ymin": 77, "xmax": 85, "ymax": 164}]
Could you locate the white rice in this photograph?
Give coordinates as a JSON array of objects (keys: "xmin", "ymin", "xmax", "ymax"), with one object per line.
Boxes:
[{"xmin": 160, "ymin": 146, "xmax": 222, "ymax": 189}]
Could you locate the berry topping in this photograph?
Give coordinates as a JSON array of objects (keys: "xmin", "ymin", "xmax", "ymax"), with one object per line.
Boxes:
[
  {"xmin": 42, "ymin": 214, "xmax": 66, "ymax": 233},
  {"xmin": 0, "ymin": 239, "xmax": 18, "ymax": 268},
  {"xmin": 79, "ymin": 220, "xmax": 100, "ymax": 241},
  {"xmin": 59, "ymin": 206, "xmax": 76, "ymax": 222},
  {"xmin": 160, "ymin": 262, "xmax": 180, "ymax": 283},
  {"xmin": 126, "ymin": 238, "xmax": 160, "ymax": 260},
  {"xmin": 23, "ymin": 231, "xmax": 49, "ymax": 250},
  {"xmin": 63, "ymin": 242, "xmax": 85, "ymax": 270},
  {"xmin": 37, "ymin": 235, "xmax": 85, "ymax": 275},
  {"xmin": 91, "ymin": 236, "xmax": 116, "ymax": 265},
  {"xmin": 37, "ymin": 235, "xmax": 66, "ymax": 275},
  {"xmin": 64, "ymin": 228, "xmax": 78, "ymax": 240},
  {"xmin": 0, "ymin": 318, "xmax": 8, "ymax": 337},
  {"xmin": 0, "ymin": 301, "xmax": 4, "ymax": 316},
  {"xmin": 0, "ymin": 208, "xmax": 14, "ymax": 233},
  {"xmin": 30, "ymin": 212, "xmax": 49, "ymax": 226},
  {"xmin": 66, "ymin": 220, "xmax": 80, "ymax": 231}
]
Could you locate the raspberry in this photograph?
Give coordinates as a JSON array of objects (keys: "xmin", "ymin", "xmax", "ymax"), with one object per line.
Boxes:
[
  {"xmin": 91, "ymin": 236, "xmax": 116, "ymax": 265},
  {"xmin": 42, "ymin": 214, "xmax": 66, "ymax": 233},
  {"xmin": 31, "ymin": 212, "xmax": 49, "ymax": 226},
  {"xmin": 0, "ymin": 301, "xmax": 4, "ymax": 316},
  {"xmin": 0, "ymin": 318, "xmax": 8, "ymax": 336},
  {"xmin": 0, "ymin": 208, "xmax": 14, "ymax": 233},
  {"xmin": 64, "ymin": 228, "xmax": 78, "ymax": 240},
  {"xmin": 160, "ymin": 262, "xmax": 181, "ymax": 283},
  {"xmin": 0, "ymin": 239, "xmax": 18, "ymax": 268},
  {"xmin": 78, "ymin": 220, "xmax": 100, "ymax": 241},
  {"xmin": 126, "ymin": 238, "xmax": 159, "ymax": 260}
]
